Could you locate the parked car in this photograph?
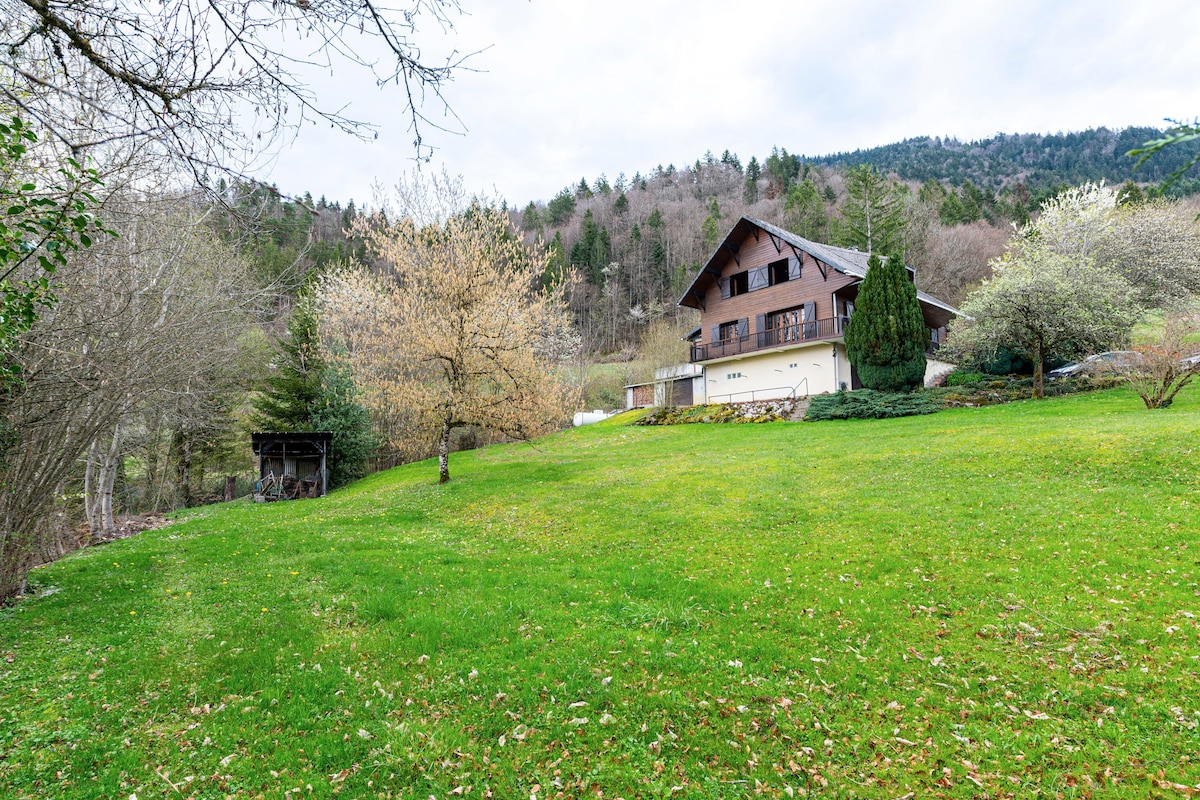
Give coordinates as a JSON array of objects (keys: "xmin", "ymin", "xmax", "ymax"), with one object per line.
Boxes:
[{"xmin": 1046, "ymin": 351, "xmax": 1145, "ymax": 380}]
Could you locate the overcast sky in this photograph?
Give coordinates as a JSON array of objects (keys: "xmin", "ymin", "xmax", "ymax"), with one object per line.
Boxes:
[{"xmin": 261, "ymin": 0, "xmax": 1200, "ymax": 208}]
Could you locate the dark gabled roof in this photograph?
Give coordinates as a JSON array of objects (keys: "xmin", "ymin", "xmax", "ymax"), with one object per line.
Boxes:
[{"xmin": 677, "ymin": 216, "xmax": 960, "ymax": 317}]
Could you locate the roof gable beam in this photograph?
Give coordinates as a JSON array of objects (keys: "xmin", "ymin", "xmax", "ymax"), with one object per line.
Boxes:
[{"xmin": 720, "ymin": 240, "xmax": 741, "ymax": 267}]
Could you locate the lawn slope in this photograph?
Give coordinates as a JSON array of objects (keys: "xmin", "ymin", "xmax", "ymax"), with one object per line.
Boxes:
[{"xmin": 2, "ymin": 387, "xmax": 1199, "ymax": 798}]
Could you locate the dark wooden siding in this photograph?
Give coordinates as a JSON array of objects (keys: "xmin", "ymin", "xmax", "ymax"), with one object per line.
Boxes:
[{"xmin": 699, "ymin": 232, "xmax": 858, "ymax": 345}]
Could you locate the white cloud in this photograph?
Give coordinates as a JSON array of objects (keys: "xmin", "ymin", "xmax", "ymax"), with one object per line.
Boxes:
[{"xmin": 261, "ymin": 0, "xmax": 1200, "ymax": 206}]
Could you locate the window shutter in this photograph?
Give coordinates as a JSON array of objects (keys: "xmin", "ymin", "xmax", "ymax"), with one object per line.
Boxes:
[
  {"xmin": 748, "ymin": 266, "xmax": 768, "ymax": 291},
  {"xmin": 803, "ymin": 301, "xmax": 817, "ymax": 321},
  {"xmin": 788, "ymin": 255, "xmax": 802, "ymax": 281},
  {"xmin": 737, "ymin": 318, "xmax": 749, "ymax": 337},
  {"xmin": 719, "ymin": 277, "xmax": 731, "ymax": 299},
  {"xmin": 710, "ymin": 325, "xmax": 720, "ymax": 343},
  {"xmin": 755, "ymin": 314, "xmax": 767, "ymax": 347},
  {"xmin": 755, "ymin": 314, "xmax": 766, "ymax": 333}
]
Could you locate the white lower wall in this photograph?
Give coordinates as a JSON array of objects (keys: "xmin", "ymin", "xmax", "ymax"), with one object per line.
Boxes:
[
  {"xmin": 703, "ymin": 342, "xmax": 848, "ymax": 402},
  {"xmin": 924, "ymin": 357, "xmax": 956, "ymax": 386},
  {"xmin": 701, "ymin": 346, "xmax": 954, "ymax": 401}
]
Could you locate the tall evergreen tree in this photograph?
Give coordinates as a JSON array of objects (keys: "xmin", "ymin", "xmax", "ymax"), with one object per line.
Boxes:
[
  {"xmin": 311, "ymin": 364, "xmax": 376, "ymax": 489},
  {"xmin": 842, "ymin": 251, "xmax": 928, "ymax": 391},
  {"xmin": 250, "ymin": 299, "xmax": 324, "ymax": 432},
  {"xmin": 745, "ymin": 156, "xmax": 761, "ymax": 203},
  {"xmin": 838, "ymin": 165, "xmax": 905, "ymax": 253},
  {"xmin": 251, "ymin": 297, "xmax": 374, "ymax": 489},
  {"xmin": 545, "ymin": 188, "xmax": 576, "ymax": 225},
  {"xmin": 701, "ymin": 197, "xmax": 722, "ymax": 250},
  {"xmin": 784, "ymin": 179, "xmax": 828, "ymax": 240}
]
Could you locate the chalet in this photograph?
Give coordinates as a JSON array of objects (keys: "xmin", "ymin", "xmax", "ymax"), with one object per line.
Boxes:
[{"xmin": 677, "ymin": 217, "xmax": 958, "ymax": 403}]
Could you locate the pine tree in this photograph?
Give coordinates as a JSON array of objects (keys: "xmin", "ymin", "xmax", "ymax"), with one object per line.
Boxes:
[
  {"xmin": 251, "ymin": 299, "xmax": 324, "ymax": 432},
  {"xmin": 939, "ymin": 192, "xmax": 966, "ymax": 225},
  {"xmin": 838, "ymin": 165, "xmax": 904, "ymax": 253},
  {"xmin": 784, "ymin": 179, "xmax": 827, "ymax": 240},
  {"xmin": 521, "ymin": 202, "xmax": 543, "ymax": 235},
  {"xmin": 701, "ymin": 197, "xmax": 722, "ymax": 250},
  {"xmin": 251, "ymin": 297, "xmax": 375, "ymax": 489},
  {"xmin": 959, "ymin": 180, "xmax": 983, "ymax": 222},
  {"xmin": 744, "ymin": 156, "xmax": 761, "ymax": 203},
  {"xmin": 842, "ymin": 251, "xmax": 927, "ymax": 392},
  {"xmin": 311, "ymin": 364, "xmax": 376, "ymax": 489},
  {"xmin": 545, "ymin": 188, "xmax": 576, "ymax": 225}
]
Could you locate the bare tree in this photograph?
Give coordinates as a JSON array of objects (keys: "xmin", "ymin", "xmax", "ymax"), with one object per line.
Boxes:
[
  {"xmin": 0, "ymin": 0, "xmax": 473, "ymax": 184},
  {"xmin": 1125, "ymin": 311, "xmax": 1200, "ymax": 410},
  {"xmin": 0, "ymin": 193, "xmax": 256, "ymax": 601}
]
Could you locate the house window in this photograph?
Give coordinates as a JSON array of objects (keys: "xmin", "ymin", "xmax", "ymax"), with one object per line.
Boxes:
[
  {"xmin": 718, "ymin": 321, "xmax": 739, "ymax": 341},
  {"xmin": 768, "ymin": 258, "xmax": 789, "ymax": 286},
  {"xmin": 769, "ymin": 307, "xmax": 803, "ymax": 345},
  {"xmin": 767, "ymin": 302, "xmax": 817, "ymax": 344},
  {"xmin": 729, "ymin": 271, "xmax": 749, "ymax": 296},
  {"xmin": 726, "ymin": 372, "xmax": 743, "ymax": 379}
]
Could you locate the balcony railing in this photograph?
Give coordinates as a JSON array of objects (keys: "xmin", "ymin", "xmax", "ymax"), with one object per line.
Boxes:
[{"xmin": 691, "ymin": 316, "xmax": 848, "ymax": 362}]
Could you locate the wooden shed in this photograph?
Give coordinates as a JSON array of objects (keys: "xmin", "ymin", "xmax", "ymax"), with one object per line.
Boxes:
[{"xmin": 251, "ymin": 431, "xmax": 332, "ymax": 501}]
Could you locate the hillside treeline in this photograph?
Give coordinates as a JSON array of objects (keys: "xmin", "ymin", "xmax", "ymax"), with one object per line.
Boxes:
[{"xmin": 809, "ymin": 126, "xmax": 1200, "ymax": 198}]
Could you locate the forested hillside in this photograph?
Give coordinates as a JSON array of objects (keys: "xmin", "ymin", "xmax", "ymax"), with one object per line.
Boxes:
[
  {"xmin": 809, "ymin": 126, "xmax": 1200, "ymax": 197},
  {"xmin": 232, "ymin": 125, "xmax": 1193, "ymax": 395}
]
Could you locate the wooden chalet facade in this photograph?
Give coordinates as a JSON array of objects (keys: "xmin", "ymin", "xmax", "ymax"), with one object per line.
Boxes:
[{"xmin": 677, "ymin": 217, "xmax": 959, "ymax": 403}]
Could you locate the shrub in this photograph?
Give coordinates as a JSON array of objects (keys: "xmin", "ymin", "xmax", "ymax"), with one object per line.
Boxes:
[
  {"xmin": 843, "ymin": 251, "xmax": 928, "ymax": 392},
  {"xmin": 804, "ymin": 390, "xmax": 942, "ymax": 421},
  {"xmin": 945, "ymin": 370, "xmax": 985, "ymax": 386}
]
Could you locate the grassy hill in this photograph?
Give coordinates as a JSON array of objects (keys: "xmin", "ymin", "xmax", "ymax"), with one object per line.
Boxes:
[{"xmin": 3, "ymin": 388, "xmax": 1199, "ymax": 798}]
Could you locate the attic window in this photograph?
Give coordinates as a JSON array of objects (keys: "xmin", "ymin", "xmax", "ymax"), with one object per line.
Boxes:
[
  {"xmin": 729, "ymin": 271, "xmax": 749, "ymax": 296},
  {"xmin": 768, "ymin": 259, "xmax": 789, "ymax": 286}
]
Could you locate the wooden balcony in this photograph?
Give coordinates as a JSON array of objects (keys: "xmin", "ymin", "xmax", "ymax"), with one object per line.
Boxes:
[{"xmin": 690, "ymin": 316, "xmax": 847, "ymax": 363}]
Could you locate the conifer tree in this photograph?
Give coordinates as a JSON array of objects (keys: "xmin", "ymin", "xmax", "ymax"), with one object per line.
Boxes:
[
  {"xmin": 842, "ymin": 251, "xmax": 928, "ymax": 391},
  {"xmin": 784, "ymin": 179, "xmax": 827, "ymax": 240},
  {"xmin": 251, "ymin": 296, "xmax": 375, "ymax": 488},
  {"xmin": 745, "ymin": 157, "xmax": 761, "ymax": 203},
  {"xmin": 839, "ymin": 165, "xmax": 904, "ymax": 253},
  {"xmin": 251, "ymin": 300, "xmax": 324, "ymax": 432}
]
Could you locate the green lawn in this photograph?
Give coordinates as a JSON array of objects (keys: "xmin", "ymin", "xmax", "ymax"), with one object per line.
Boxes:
[{"xmin": 3, "ymin": 387, "xmax": 1199, "ymax": 798}]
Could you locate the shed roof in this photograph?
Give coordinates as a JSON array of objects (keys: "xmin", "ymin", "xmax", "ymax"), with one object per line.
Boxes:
[{"xmin": 251, "ymin": 431, "xmax": 333, "ymax": 457}]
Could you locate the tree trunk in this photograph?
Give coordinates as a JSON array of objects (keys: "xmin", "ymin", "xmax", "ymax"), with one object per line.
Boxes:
[
  {"xmin": 224, "ymin": 476, "xmax": 236, "ymax": 502},
  {"xmin": 0, "ymin": 533, "xmax": 31, "ymax": 605},
  {"xmin": 438, "ymin": 419, "xmax": 451, "ymax": 484},
  {"xmin": 1032, "ymin": 340, "xmax": 1045, "ymax": 400},
  {"xmin": 176, "ymin": 429, "xmax": 193, "ymax": 508},
  {"xmin": 84, "ymin": 437, "xmax": 101, "ymax": 539},
  {"xmin": 98, "ymin": 423, "xmax": 120, "ymax": 541},
  {"xmin": 86, "ymin": 424, "xmax": 122, "ymax": 544}
]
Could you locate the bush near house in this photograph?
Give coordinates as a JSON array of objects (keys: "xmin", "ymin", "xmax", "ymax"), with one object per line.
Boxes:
[{"xmin": 804, "ymin": 389, "xmax": 942, "ymax": 420}]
